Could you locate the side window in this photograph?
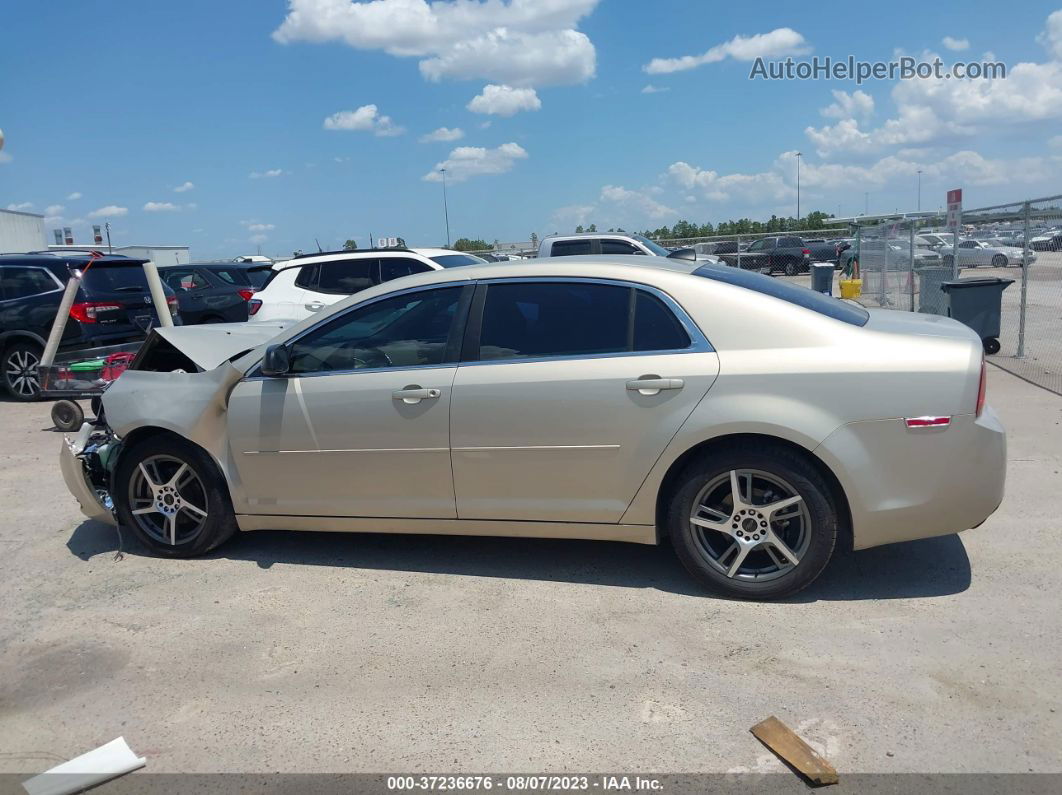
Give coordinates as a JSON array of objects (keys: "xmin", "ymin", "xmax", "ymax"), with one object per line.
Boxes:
[
  {"xmin": 549, "ymin": 240, "xmax": 593, "ymax": 257},
  {"xmin": 163, "ymin": 270, "xmax": 208, "ymax": 291},
  {"xmin": 747, "ymin": 239, "xmax": 767, "ymax": 252},
  {"xmin": 314, "ymin": 259, "xmax": 376, "ymax": 295},
  {"xmin": 959, "ymin": 241, "xmax": 977, "ymax": 249},
  {"xmin": 293, "ymin": 264, "xmax": 318, "ymax": 289},
  {"xmin": 288, "ymin": 286, "xmax": 463, "ymax": 374},
  {"xmin": 601, "ymin": 239, "xmax": 641, "ymax": 255},
  {"xmin": 0, "ymin": 267, "xmax": 59, "ymax": 300},
  {"xmin": 633, "ymin": 291, "xmax": 691, "ymax": 351},
  {"xmin": 380, "ymin": 257, "xmax": 431, "ymax": 283},
  {"xmin": 477, "ymin": 282, "xmax": 629, "ymax": 361}
]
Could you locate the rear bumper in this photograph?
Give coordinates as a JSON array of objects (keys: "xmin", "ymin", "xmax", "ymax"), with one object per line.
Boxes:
[{"xmin": 815, "ymin": 407, "xmax": 1006, "ymax": 550}]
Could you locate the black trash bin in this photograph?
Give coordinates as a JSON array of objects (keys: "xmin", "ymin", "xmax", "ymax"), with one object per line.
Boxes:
[
  {"xmin": 940, "ymin": 277, "xmax": 1014, "ymax": 355},
  {"xmin": 810, "ymin": 263, "xmax": 833, "ymax": 295}
]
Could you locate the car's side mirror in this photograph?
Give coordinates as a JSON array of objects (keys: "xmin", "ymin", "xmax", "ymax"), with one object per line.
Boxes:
[{"xmin": 261, "ymin": 344, "xmax": 291, "ymax": 377}]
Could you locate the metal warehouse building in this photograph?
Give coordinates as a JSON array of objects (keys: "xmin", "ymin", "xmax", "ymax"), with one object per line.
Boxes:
[{"xmin": 0, "ymin": 208, "xmax": 47, "ymax": 252}]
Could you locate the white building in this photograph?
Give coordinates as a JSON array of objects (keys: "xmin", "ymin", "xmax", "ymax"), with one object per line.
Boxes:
[
  {"xmin": 0, "ymin": 208, "xmax": 47, "ymax": 252},
  {"xmin": 47, "ymin": 243, "xmax": 191, "ymax": 264}
]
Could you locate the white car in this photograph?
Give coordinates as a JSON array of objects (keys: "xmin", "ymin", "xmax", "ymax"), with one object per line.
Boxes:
[
  {"xmin": 943, "ymin": 239, "xmax": 1032, "ymax": 268},
  {"xmin": 249, "ymin": 247, "xmax": 487, "ymax": 322}
]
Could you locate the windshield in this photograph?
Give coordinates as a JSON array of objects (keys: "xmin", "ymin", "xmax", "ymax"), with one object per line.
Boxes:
[
  {"xmin": 693, "ymin": 264, "xmax": 869, "ymax": 326},
  {"xmin": 430, "ymin": 253, "xmax": 487, "ymax": 268},
  {"xmin": 633, "ymin": 235, "xmax": 672, "ymax": 257}
]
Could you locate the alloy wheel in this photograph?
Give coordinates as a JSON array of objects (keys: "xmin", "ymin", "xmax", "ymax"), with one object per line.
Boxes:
[
  {"xmin": 5, "ymin": 348, "xmax": 40, "ymax": 398},
  {"xmin": 688, "ymin": 469, "xmax": 811, "ymax": 582},
  {"xmin": 127, "ymin": 455, "xmax": 210, "ymax": 546}
]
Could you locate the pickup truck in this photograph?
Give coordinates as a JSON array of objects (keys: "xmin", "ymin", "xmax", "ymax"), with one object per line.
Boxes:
[{"xmin": 717, "ymin": 236, "xmax": 810, "ymax": 275}]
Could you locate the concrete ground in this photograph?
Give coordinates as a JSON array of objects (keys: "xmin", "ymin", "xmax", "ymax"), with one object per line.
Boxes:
[{"xmin": 0, "ymin": 368, "xmax": 1060, "ymax": 778}]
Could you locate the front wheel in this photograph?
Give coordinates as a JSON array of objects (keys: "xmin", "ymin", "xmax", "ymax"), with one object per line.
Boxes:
[
  {"xmin": 667, "ymin": 445, "xmax": 838, "ymax": 600},
  {"xmin": 114, "ymin": 435, "xmax": 238, "ymax": 557},
  {"xmin": 51, "ymin": 400, "xmax": 84, "ymax": 432},
  {"xmin": 991, "ymin": 255, "xmax": 1008, "ymax": 268}
]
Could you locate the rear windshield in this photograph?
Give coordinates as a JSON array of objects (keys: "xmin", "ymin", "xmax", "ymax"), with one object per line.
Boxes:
[
  {"xmin": 79, "ymin": 263, "xmax": 150, "ymax": 293},
  {"xmin": 430, "ymin": 254, "xmax": 486, "ymax": 268},
  {"xmin": 693, "ymin": 264, "xmax": 869, "ymax": 326}
]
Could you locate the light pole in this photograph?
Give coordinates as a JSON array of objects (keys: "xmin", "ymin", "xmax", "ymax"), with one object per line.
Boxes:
[
  {"xmin": 440, "ymin": 168, "xmax": 451, "ymax": 248},
  {"xmin": 795, "ymin": 151, "xmax": 802, "ymax": 222},
  {"xmin": 917, "ymin": 169, "xmax": 923, "ymax": 212}
]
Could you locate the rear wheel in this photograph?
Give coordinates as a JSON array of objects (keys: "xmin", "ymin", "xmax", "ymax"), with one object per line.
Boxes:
[
  {"xmin": 667, "ymin": 445, "xmax": 838, "ymax": 600},
  {"xmin": 784, "ymin": 258, "xmax": 798, "ymax": 277},
  {"xmin": 114, "ymin": 435, "xmax": 238, "ymax": 557},
  {"xmin": 2, "ymin": 340, "xmax": 43, "ymax": 401},
  {"xmin": 983, "ymin": 337, "xmax": 1001, "ymax": 355},
  {"xmin": 991, "ymin": 255, "xmax": 1008, "ymax": 268}
]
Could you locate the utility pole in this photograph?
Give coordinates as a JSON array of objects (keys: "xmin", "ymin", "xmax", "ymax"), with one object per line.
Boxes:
[
  {"xmin": 104, "ymin": 222, "xmax": 112, "ymax": 254},
  {"xmin": 917, "ymin": 169, "xmax": 923, "ymax": 212},
  {"xmin": 795, "ymin": 151, "xmax": 802, "ymax": 221},
  {"xmin": 440, "ymin": 168, "xmax": 451, "ymax": 248}
]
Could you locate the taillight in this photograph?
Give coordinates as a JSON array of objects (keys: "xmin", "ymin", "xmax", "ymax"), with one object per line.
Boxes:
[
  {"xmin": 802, "ymin": 248, "xmax": 810, "ymax": 257},
  {"xmin": 237, "ymin": 288, "xmax": 256, "ymax": 302},
  {"xmin": 247, "ymin": 298, "xmax": 263, "ymax": 316},
  {"xmin": 166, "ymin": 295, "xmax": 179, "ymax": 315},
  {"xmin": 976, "ymin": 358, "xmax": 987, "ymax": 417},
  {"xmin": 70, "ymin": 301, "xmax": 122, "ymax": 323}
]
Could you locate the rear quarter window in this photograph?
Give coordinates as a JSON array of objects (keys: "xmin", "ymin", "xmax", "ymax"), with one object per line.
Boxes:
[
  {"xmin": 693, "ymin": 264, "xmax": 869, "ymax": 326},
  {"xmin": 548, "ymin": 240, "xmax": 593, "ymax": 256}
]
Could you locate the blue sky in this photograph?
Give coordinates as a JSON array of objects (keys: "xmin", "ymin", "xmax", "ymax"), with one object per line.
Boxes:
[{"xmin": 3, "ymin": 0, "xmax": 1062, "ymax": 258}]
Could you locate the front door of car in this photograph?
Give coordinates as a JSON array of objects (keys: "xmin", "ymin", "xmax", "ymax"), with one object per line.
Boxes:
[
  {"xmin": 301, "ymin": 258, "xmax": 379, "ymax": 315},
  {"xmin": 227, "ymin": 284, "xmax": 472, "ymax": 518},
  {"xmin": 449, "ymin": 279, "xmax": 719, "ymax": 523}
]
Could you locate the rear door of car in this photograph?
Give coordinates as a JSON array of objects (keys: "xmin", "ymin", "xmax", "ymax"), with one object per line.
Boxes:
[
  {"xmin": 600, "ymin": 239, "xmax": 644, "ymax": 256},
  {"xmin": 0, "ymin": 265, "xmax": 64, "ymax": 339},
  {"xmin": 449, "ymin": 278, "xmax": 720, "ymax": 523}
]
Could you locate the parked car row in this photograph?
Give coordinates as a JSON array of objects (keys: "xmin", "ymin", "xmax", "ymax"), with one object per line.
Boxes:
[{"xmin": 0, "ymin": 252, "xmax": 180, "ymax": 400}]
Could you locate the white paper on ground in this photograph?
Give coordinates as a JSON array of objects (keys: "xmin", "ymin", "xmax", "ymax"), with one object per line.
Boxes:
[{"xmin": 22, "ymin": 736, "xmax": 146, "ymax": 795}]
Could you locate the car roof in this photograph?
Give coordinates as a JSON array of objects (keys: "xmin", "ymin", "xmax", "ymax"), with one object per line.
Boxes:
[
  {"xmin": 0, "ymin": 253, "xmax": 146, "ymax": 267},
  {"xmin": 542, "ymin": 232, "xmax": 639, "ymax": 240}
]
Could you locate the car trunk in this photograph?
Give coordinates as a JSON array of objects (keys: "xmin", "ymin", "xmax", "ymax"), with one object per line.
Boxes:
[{"xmin": 77, "ymin": 261, "xmax": 175, "ymax": 333}]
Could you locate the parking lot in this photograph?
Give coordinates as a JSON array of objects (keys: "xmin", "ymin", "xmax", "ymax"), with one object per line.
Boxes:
[{"xmin": 0, "ymin": 366, "xmax": 1059, "ymax": 777}]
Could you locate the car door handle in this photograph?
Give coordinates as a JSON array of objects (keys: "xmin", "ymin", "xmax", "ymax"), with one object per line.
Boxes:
[
  {"xmin": 305, "ymin": 301, "xmax": 325, "ymax": 311},
  {"xmin": 626, "ymin": 376, "xmax": 684, "ymax": 395},
  {"xmin": 392, "ymin": 387, "xmax": 441, "ymax": 404}
]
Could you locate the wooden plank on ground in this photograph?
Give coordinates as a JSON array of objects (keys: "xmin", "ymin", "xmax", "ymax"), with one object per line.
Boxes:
[{"xmin": 750, "ymin": 715, "xmax": 839, "ymax": 786}]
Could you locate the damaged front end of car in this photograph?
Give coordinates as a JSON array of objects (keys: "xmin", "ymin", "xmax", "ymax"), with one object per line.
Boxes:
[{"xmin": 59, "ymin": 321, "xmax": 290, "ymax": 525}]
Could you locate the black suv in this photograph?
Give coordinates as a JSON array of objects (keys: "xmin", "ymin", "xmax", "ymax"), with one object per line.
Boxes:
[
  {"xmin": 158, "ymin": 261, "xmax": 270, "ymax": 324},
  {"xmin": 0, "ymin": 253, "xmax": 179, "ymax": 400}
]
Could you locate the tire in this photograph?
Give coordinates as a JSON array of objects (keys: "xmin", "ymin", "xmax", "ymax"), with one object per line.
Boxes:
[
  {"xmin": 114, "ymin": 435, "xmax": 238, "ymax": 557},
  {"xmin": 666, "ymin": 444, "xmax": 838, "ymax": 600},
  {"xmin": 51, "ymin": 400, "xmax": 84, "ymax": 432},
  {"xmin": 991, "ymin": 255, "xmax": 1008, "ymax": 268},
  {"xmin": 784, "ymin": 259, "xmax": 798, "ymax": 277},
  {"xmin": 983, "ymin": 337, "xmax": 1001, "ymax": 355},
  {"xmin": 943, "ymin": 255, "xmax": 954, "ymax": 268},
  {"xmin": 2, "ymin": 340, "xmax": 43, "ymax": 401}
]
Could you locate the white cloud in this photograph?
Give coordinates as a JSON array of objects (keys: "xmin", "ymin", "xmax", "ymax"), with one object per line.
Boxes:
[
  {"xmin": 820, "ymin": 89, "xmax": 874, "ymax": 120},
  {"xmin": 550, "ymin": 203, "xmax": 596, "ymax": 228},
  {"xmin": 641, "ymin": 84, "xmax": 669, "ymax": 94},
  {"xmin": 942, "ymin": 36, "xmax": 970, "ymax": 52},
  {"xmin": 6, "ymin": 202, "xmax": 34, "ymax": 211},
  {"xmin": 174, "ymin": 181, "xmax": 195, "ymax": 192},
  {"xmin": 419, "ymin": 126, "xmax": 464, "ymax": 143},
  {"xmin": 245, "ymin": 223, "xmax": 275, "ymax": 233},
  {"xmin": 806, "ymin": 21, "xmax": 1062, "ymax": 159},
  {"xmin": 323, "ymin": 104, "xmax": 405, "ymax": 136},
  {"xmin": 644, "ymin": 27, "xmax": 810, "ymax": 74},
  {"xmin": 249, "ymin": 168, "xmax": 287, "ymax": 178},
  {"xmin": 1037, "ymin": 9, "xmax": 1062, "ymax": 60},
  {"xmin": 143, "ymin": 201, "xmax": 181, "ymax": 212},
  {"xmin": 667, "ymin": 161, "xmax": 793, "ymax": 204},
  {"xmin": 423, "ymin": 142, "xmax": 528, "ymax": 183},
  {"xmin": 599, "ymin": 185, "xmax": 677, "ymax": 221},
  {"xmin": 88, "ymin": 205, "xmax": 128, "ymax": 218},
  {"xmin": 467, "ymin": 84, "xmax": 541, "ymax": 116},
  {"xmin": 44, "ymin": 204, "xmax": 65, "ymax": 216},
  {"xmin": 66, "ymin": 191, "xmax": 81, "ymax": 200},
  {"xmin": 272, "ymin": 0, "xmax": 599, "ymax": 87}
]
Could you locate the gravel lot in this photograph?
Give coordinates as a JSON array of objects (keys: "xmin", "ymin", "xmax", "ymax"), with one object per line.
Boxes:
[{"xmin": 0, "ymin": 368, "xmax": 1060, "ymax": 778}]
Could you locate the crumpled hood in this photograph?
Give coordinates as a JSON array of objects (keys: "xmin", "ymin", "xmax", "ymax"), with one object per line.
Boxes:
[{"xmin": 153, "ymin": 322, "xmax": 290, "ymax": 371}]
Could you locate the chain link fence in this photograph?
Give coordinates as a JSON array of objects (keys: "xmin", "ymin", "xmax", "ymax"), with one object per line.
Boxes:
[{"xmin": 847, "ymin": 195, "xmax": 1062, "ymax": 395}]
